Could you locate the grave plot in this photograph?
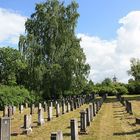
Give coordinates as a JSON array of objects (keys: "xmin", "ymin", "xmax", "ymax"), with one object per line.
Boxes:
[
  {"xmin": 8, "ymin": 94, "xmax": 98, "ymax": 140},
  {"xmin": 1, "ymin": 95, "xmax": 140, "ymax": 140}
]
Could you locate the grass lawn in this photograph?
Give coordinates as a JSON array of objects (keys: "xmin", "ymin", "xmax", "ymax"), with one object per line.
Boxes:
[{"xmin": 2, "ymin": 95, "xmax": 140, "ymax": 140}]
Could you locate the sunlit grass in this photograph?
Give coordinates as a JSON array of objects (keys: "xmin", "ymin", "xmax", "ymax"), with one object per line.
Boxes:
[{"xmin": 1, "ymin": 95, "xmax": 140, "ymax": 140}]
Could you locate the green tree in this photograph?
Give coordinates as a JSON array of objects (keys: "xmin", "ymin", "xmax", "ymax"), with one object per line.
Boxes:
[
  {"xmin": 19, "ymin": 0, "xmax": 90, "ymax": 99},
  {"xmin": 128, "ymin": 58, "xmax": 140, "ymax": 81},
  {"xmin": 0, "ymin": 47, "xmax": 26, "ymax": 85},
  {"xmin": 83, "ymin": 80, "xmax": 94, "ymax": 94},
  {"xmin": 102, "ymin": 78, "xmax": 112, "ymax": 86}
]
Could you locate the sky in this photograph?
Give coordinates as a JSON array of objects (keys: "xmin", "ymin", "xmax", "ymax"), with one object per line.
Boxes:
[{"xmin": 0, "ymin": 0, "xmax": 140, "ymax": 83}]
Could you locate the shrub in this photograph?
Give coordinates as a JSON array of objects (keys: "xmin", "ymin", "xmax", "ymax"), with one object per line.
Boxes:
[{"xmin": 0, "ymin": 85, "xmax": 37, "ymax": 109}]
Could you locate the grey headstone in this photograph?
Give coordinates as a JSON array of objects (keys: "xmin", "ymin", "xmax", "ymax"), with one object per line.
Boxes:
[
  {"xmin": 30, "ymin": 104, "xmax": 35, "ymax": 114},
  {"xmin": 48, "ymin": 106, "xmax": 53, "ymax": 121},
  {"xmin": 8, "ymin": 106, "xmax": 12, "ymax": 117},
  {"xmin": 38, "ymin": 109, "xmax": 45, "ymax": 125},
  {"xmin": 80, "ymin": 110, "xmax": 87, "ymax": 133},
  {"xmin": 56, "ymin": 103, "xmax": 60, "ymax": 117},
  {"xmin": 70, "ymin": 118, "xmax": 78, "ymax": 140},
  {"xmin": 3, "ymin": 106, "xmax": 8, "ymax": 117},
  {"xmin": 86, "ymin": 107, "xmax": 90, "ymax": 126},
  {"xmin": 24, "ymin": 114, "xmax": 32, "ymax": 134},
  {"xmin": 0, "ymin": 117, "xmax": 10, "ymax": 140},
  {"xmin": 51, "ymin": 132, "xmax": 58, "ymax": 140},
  {"xmin": 89, "ymin": 103, "xmax": 93, "ymax": 121}
]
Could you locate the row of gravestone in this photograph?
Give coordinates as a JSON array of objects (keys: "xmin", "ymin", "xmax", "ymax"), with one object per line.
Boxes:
[
  {"xmin": 3, "ymin": 94, "xmax": 95, "ymax": 116},
  {"xmin": 116, "ymin": 94, "xmax": 140, "ymax": 125},
  {"xmin": 116, "ymin": 94, "xmax": 133, "ymax": 114},
  {"xmin": 0, "ymin": 93, "xmax": 95, "ymax": 140},
  {"xmin": 50, "ymin": 94, "xmax": 107, "ymax": 140}
]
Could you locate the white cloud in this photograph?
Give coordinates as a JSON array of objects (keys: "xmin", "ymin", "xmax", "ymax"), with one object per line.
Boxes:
[
  {"xmin": 0, "ymin": 8, "xmax": 26, "ymax": 45},
  {"xmin": 78, "ymin": 11, "xmax": 140, "ymax": 83}
]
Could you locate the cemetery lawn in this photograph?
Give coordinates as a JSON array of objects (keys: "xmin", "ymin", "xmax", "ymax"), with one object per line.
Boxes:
[{"xmin": 1, "ymin": 95, "xmax": 140, "ymax": 140}]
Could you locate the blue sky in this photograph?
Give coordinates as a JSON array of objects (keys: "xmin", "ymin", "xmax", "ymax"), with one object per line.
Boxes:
[
  {"xmin": 1, "ymin": 0, "xmax": 140, "ymax": 39},
  {"xmin": 1, "ymin": 0, "xmax": 140, "ymax": 83}
]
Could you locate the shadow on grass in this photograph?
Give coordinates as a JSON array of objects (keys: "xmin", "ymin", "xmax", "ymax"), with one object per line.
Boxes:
[
  {"xmin": 114, "ymin": 110, "xmax": 124, "ymax": 113},
  {"xmin": 11, "ymin": 132, "xmax": 19, "ymax": 136},
  {"xmin": 63, "ymin": 132, "xmax": 71, "ymax": 136},
  {"xmin": 11, "ymin": 131, "xmax": 26, "ymax": 136},
  {"xmin": 113, "ymin": 115, "xmax": 123, "ymax": 119},
  {"xmin": 113, "ymin": 129, "xmax": 140, "ymax": 136}
]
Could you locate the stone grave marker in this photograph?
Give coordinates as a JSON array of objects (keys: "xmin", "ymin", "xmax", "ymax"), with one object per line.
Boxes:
[
  {"xmin": 3, "ymin": 106, "xmax": 8, "ymax": 117},
  {"xmin": 70, "ymin": 118, "xmax": 78, "ymax": 140},
  {"xmin": 0, "ymin": 117, "xmax": 11, "ymax": 140},
  {"xmin": 38, "ymin": 109, "xmax": 45, "ymax": 125}
]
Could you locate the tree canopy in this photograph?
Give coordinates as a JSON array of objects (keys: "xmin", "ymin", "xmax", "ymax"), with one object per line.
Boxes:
[{"xmin": 18, "ymin": 0, "xmax": 90, "ymax": 99}]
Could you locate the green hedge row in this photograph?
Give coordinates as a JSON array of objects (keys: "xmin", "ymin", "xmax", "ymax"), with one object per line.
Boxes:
[{"xmin": 0, "ymin": 85, "xmax": 41, "ymax": 109}]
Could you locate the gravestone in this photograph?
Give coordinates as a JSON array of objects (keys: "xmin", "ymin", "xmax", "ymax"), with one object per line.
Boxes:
[
  {"xmin": 58, "ymin": 130, "xmax": 63, "ymax": 140},
  {"xmin": 89, "ymin": 103, "xmax": 93, "ymax": 121},
  {"xmin": 74, "ymin": 101, "xmax": 77, "ymax": 110},
  {"xmin": 70, "ymin": 100, "xmax": 74, "ymax": 111},
  {"xmin": 70, "ymin": 118, "xmax": 78, "ymax": 140},
  {"xmin": 56, "ymin": 103, "xmax": 60, "ymax": 117},
  {"xmin": 25, "ymin": 103, "xmax": 28, "ymax": 108},
  {"xmin": 0, "ymin": 117, "xmax": 10, "ymax": 140},
  {"xmin": 66, "ymin": 102, "xmax": 70, "ymax": 113},
  {"xmin": 128, "ymin": 102, "xmax": 133, "ymax": 114},
  {"xmin": 24, "ymin": 115, "xmax": 32, "ymax": 134},
  {"xmin": 51, "ymin": 132, "xmax": 57, "ymax": 140},
  {"xmin": 51, "ymin": 131, "xmax": 63, "ymax": 140},
  {"xmin": 86, "ymin": 107, "xmax": 90, "ymax": 126},
  {"xmin": 30, "ymin": 104, "xmax": 35, "ymax": 114},
  {"xmin": 62, "ymin": 100, "xmax": 66, "ymax": 114},
  {"xmin": 44, "ymin": 102, "xmax": 47, "ymax": 112},
  {"xmin": 95, "ymin": 101, "xmax": 99, "ymax": 113},
  {"xmin": 8, "ymin": 106, "xmax": 12, "ymax": 118},
  {"xmin": 19, "ymin": 105, "xmax": 24, "ymax": 113},
  {"xmin": 50, "ymin": 102, "xmax": 53, "ymax": 108},
  {"xmin": 48, "ymin": 106, "xmax": 53, "ymax": 121},
  {"xmin": 80, "ymin": 110, "xmax": 87, "ymax": 133},
  {"xmin": 92, "ymin": 102, "xmax": 96, "ymax": 116},
  {"xmin": 38, "ymin": 109, "xmax": 45, "ymax": 125},
  {"xmin": 3, "ymin": 106, "xmax": 8, "ymax": 117},
  {"xmin": 12, "ymin": 106, "xmax": 16, "ymax": 115},
  {"xmin": 38, "ymin": 103, "xmax": 42, "ymax": 111}
]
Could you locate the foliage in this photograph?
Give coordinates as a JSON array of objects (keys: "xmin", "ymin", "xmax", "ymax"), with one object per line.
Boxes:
[
  {"xmin": 93, "ymin": 78, "xmax": 128, "ymax": 96},
  {"xmin": 19, "ymin": 0, "xmax": 90, "ymax": 99},
  {"xmin": 0, "ymin": 47, "xmax": 27, "ymax": 86},
  {"xmin": 128, "ymin": 58, "xmax": 140, "ymax": 81},
  {"xmin": 83, "ymin": 80, "xmax": 94, "ymax": 94},
  {"xmin": 115, "ymin": 84, "xmax": 128, "ymax": 95},
  {"xmin": 127, "ymin": 81, "xmax": 140, "ymax": 95},
  {"xmin": 101, "ymin": 78, "xmax": 112, "ymax": 86},
  {"xmin": 0, "ymin": 85, "xmax": 39, "ymax": 109}
]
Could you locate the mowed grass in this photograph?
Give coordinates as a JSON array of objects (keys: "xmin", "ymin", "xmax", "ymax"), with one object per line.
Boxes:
[
  {"xmin": 79, "ymin": 96, "xmax": 140, "ymax": 140},
  {"xmin": 1, "ymin": 95, "xmax": 140, "ymax": 140},
  {"xmin": 9, "ymin": 104, "xmax": 89, "ymax": 140}
]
